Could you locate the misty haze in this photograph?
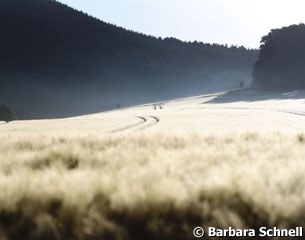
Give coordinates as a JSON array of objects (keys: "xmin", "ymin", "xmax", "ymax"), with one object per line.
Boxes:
[{"xmin": 1, "ymin": 0, "xmax": 305, "ymax": 240}]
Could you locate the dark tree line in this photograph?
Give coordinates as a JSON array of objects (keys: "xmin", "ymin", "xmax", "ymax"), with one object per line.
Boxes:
[
  {"xmin": 252, "ymin": 24, "xmax": 305, "ymax": 89},
  {"xmin": 0, "ymin": 0, "xmax": 258, "ymax": 119}
]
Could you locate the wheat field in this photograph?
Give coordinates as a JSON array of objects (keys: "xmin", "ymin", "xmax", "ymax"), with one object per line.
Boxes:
[{"xmin": 1, "ymin": 90, "xmax": 305, "ymax": 239}]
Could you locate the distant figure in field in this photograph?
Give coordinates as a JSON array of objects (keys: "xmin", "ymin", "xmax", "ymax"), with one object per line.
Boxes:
[
  {"xmin": 153, "ymin": 103, "xmax": 163, "ymax": 110},
  {"xmin": 239, "ymin": 81, "xmax": 244, "ymax": 89}
]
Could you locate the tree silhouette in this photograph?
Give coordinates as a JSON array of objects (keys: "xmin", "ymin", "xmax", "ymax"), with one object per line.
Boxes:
[
  {"xmin": 252, "ymin": 24, "xmax": 305, "ymax": 89},
  {"xmin": 0, "ymin": 104, "xmax": 17, "ymax": 122}
]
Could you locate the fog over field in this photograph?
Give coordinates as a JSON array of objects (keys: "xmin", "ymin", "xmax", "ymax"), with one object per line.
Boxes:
[{"xmin": 3, "ymin": 89, "xmax": 305, "ymax": 134}]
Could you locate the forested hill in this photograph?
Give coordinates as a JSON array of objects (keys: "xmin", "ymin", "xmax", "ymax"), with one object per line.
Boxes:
[
  {"xmin": 252, "ymin": 24, "xmax": 305, "ymax": 89},
  {"xmin": 0, "ymin": 0, "xmax": 258, "ymax": 119}
]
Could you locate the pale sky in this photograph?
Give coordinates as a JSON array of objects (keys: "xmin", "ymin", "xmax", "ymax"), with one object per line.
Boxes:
[{"xmin": 58, "ymin": 0, "xmax": 305, "ymax": 49}]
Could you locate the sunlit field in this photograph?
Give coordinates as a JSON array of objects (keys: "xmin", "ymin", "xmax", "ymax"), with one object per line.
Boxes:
[{"xmin": 1, "ymin": 90, "xmax": 305, "ymax": 239}]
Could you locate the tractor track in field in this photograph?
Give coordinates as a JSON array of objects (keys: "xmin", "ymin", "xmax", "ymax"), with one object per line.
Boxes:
[
  {"xmin": 111, "ymin": 116, "xmax": 159, "ymax": 133},
  {"xmin": 137, "ymin": 116, "xmax": 160, "ymax": 131}
]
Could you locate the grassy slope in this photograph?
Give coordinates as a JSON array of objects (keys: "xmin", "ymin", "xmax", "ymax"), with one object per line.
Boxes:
[{"xmin": 1, "ymin": 90, "xmax": 305, "ymax": 239}]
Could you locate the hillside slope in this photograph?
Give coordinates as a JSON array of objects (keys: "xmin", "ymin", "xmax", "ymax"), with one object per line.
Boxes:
[
  {"xmin": 2, "ymin": 89, "xmax": 305, "ymax": 134},
  {"xmin": 0, "ymin": 0, "xmax": 258, "ymax": 119}
]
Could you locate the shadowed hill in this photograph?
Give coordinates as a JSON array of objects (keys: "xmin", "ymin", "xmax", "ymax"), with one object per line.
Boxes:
[
  {"xmin": 252, "ymin": 24, "xmax": 305, "ymax": 90},
  {"xmin": 0, "ymin": 0, "xmax": 258, "ymax": 119}
]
